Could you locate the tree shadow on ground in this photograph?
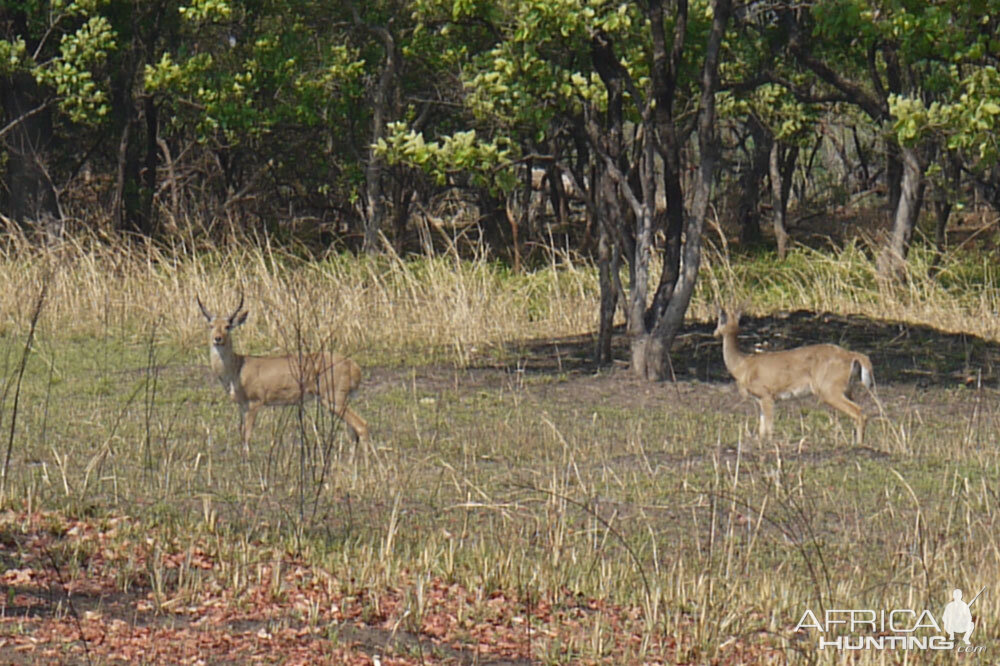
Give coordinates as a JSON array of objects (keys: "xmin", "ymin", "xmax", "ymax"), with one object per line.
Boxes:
[{"xmin": 494, "ymin": 310, "xmax": 1000, "ymax": 388}]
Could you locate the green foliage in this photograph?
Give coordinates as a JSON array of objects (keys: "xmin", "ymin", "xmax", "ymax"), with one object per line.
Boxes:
[
  {"xmin": 140, "ymin": 0, "xmax": 475, "ymax": 211},
  {"xmin": 806, "ymin": 0, "xmax": 1000, "ymax": 146},
  {"xmin": 177, "ymin": 0, "xmax": 232, "ymax": 23},
  {"xmin": 144, "ymin": 52, "xmax": 214, "ymax": 94},
  {"xmin": 720, "ymin": 4, "xmax": 822, "ymax": 146},
  {"xmin": 3, "ymin": 1, "xmax": 118, "ymax": 125},
  {"xmin": 808, "ymin": 0, "xmax": 983, "ymax": 75},
  {"xmin": 0, "ymin": 37, "xmax": 26, "ymax": 76},
  {"xmin": 457, "ymin": 0, "xmax": 630, "ymax": 126},
  {"xmin": 376, "ymin": 123, "xmax": 516, "ymax": 190},
  {"xmin": 138, "ymin": 0, "xmax": 390, "ymax": 213},
  {"xmin": 385, "ymin": 0, "xmax": 716, "ymax": 193},
  {"xmin": 145, "ymin": 2, "xmax": 374, "ymax": 143},
  {"xmin": 890, "ymin": 66, "xmax": 1000, "ymax": 167},
  {"xmin": 718, "ymin": 83, "xmax": 819, "ymax": 144}
]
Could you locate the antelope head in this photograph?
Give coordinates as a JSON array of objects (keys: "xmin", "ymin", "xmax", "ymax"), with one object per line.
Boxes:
[{"xmin": 197, "ymin": 293, "xmax": 248, "ymax": 349}]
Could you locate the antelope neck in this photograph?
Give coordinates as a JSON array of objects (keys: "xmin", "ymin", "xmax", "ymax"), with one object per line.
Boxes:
[
  {"xmin": 210, "ymin": 342, "xmax": 237, "ymax": 370},
  {"xmin": 720, "ymin": 330, "xmax": 747, "ymax": 371}
]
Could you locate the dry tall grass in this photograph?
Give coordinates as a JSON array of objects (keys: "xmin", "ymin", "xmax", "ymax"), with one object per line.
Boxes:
[
  {"xmin": 4, "ymin": 229, "xmax": 996, "ymax": 359},
  {"xmin": 0, "ymin": 231, "xmax": 600, "ymax": 366},
  {"xmin": 696, "ymin": 240, "xmax": 1000, "ymax": 340}
]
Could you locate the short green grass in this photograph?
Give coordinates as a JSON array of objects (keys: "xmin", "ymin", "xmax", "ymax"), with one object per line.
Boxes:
[{"xmin": 0, "ymin": 233, "xmax": 998, "ymax": 662}]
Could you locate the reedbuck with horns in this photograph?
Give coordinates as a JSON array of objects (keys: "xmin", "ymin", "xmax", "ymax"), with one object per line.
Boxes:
[
  {"xmin": 714, "ymin": 307, "xmax": 874, "ymax": 444},
  {"xmin": 197, "ymin": 295, "xmax": 369, "ymax": 451}
]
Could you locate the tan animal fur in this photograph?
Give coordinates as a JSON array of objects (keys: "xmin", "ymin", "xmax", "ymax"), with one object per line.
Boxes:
[
  {"xmin": 197, "ymin": 294, "xmax": 368, "ymax": 450},
  {"xmin": 714, "ymin": 307, "xmax": 873, "ymax": 444}
]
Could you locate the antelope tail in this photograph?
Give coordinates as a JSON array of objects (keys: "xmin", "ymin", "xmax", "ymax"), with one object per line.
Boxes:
[{"xmin": 853, "ymin": 354, "xmax": 874, "ymax": 389}]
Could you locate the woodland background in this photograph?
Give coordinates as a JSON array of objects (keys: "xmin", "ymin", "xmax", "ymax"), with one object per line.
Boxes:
[{"xmin": 6, "ymin": 0, "xmax": 1000, "ymax": 373}]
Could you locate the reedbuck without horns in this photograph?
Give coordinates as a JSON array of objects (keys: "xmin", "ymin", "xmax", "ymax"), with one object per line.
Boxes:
[
  {"xmin": 714, "ymin": 307, "xmax": 874, "ymax": 444},
  {"xmin": 197, "ymin": 294, "xmax": 369, "ymax": 450}
]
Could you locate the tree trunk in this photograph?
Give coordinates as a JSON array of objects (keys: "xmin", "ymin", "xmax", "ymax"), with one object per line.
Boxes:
[
  {"xmin": 546, "ymin": 162, "xmax": 570, "ymax": 230},
  {"xmin": 883, "ymin": 47, "xmax": 904, "ymax": 213},
  {"xmin": 769, "ymin": 142, "xmax": 798, "ymax": 260},
  {"xmin": 362, "ymin": 25, "xmax": 397, "ymax": 253},
  {"xmin": 645, "ymin": 0, "xmax": 686, "ymax": 327},
  {"xmin": 624, "ymin": 145, "xmax": 656, "ymax": 357},
  {"xmin": 877, "ymin": 145, "xmax": 924, "ymax": 279},
  {"xmin": 637, "ymin": 0, "xmax": 732, "ymax": 380},
  {"xmin": 928, "ymin": 154, "xmax": 959, "ymax": 277},
  {"xmin": 112, "ymin": 116, "xmax": 144, "ymax": 234},
  {"xmin": 0, "ymin": 73, "xmax": 61, "ymax": 231},
  {"xmin": 737, "ymin": 117, "xmax": 772, "ymax": 247},
  {"xmin": 476, "ymin": 187, "xmax": 518, "ymax": 258},
  {"xmin": 851, "ymin": 125, "xmax": 871, "ymax": 189},
  {"xmin": 596, "ymin": 217, "xmax": 619, "ymax": 364},
  {"xmin": 589, "ymin": 30, "xmax": 633, "ymax": 365},
  {"xmin": 587, "ymin": 0, "xmax": 730, "ymax": 380},
  {"xmin": 927, "ymin": 195, "xmax": 951, "ymax": 278},
  {"xmin": 109, "ymin": 23, "xmax": 150, "ymax": 237},
  {"xmin": 390, "ymin": 175, "xmax": 414, "ymax": 255},
  {"xmin": 504, "ymin": 193, "xmax": 523, "ymax": 274},
  {"xmin": 886, "ymin": 141, "xmax": 902, "ymax": 213},
  {"xmin": 142, "ymin": 95, "xmax": 159, "ymax": 236}
]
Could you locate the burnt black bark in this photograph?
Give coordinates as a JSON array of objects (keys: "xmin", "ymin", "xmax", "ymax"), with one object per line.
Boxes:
[
  {"xmin": 0, "ymin": 73, "xmax": 60, "ymax": 231},
  {"xmin": 769, "ymin": 141, "xmax": 798, "ymax": 260},
  {"xmin": 736, "ymin": 116, "xmax": 773, "ymax": 247}
]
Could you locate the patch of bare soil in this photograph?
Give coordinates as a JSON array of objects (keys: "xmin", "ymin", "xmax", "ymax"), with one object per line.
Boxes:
[
  {"xmin": 365, "ymin": 309, "xmax": 999, "ymax": 422},
  {"xmin": 359, "ymin": 311, "xmax": 998, "ymax": 483}
]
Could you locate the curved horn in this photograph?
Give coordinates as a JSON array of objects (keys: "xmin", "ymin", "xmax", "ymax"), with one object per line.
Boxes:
[
  {"xmin": 228, "ymin": 292, "xmax": 245, "ymax": 322},
  {"xmin": 196, "ymin": 295, "xmax": 213, "ymax": 321}
]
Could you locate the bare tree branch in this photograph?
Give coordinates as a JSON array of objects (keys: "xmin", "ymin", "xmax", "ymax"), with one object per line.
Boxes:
[{"xmin": 0, "ymin": 100, "xmax": 53, "ymax": 142}]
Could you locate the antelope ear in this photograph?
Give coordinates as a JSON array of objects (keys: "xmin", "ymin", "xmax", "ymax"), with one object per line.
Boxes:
[{"xmin": 232, "ymin": 310, "xmax": 249, "ymax": 328}]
